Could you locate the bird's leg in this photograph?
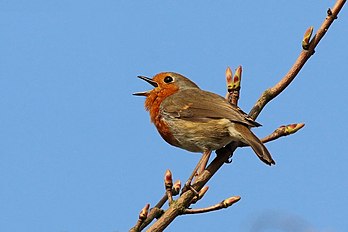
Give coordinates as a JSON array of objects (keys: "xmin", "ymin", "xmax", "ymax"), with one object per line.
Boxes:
[
  {"xmin": 195, "ymin": 150, "xmax": 212, "ymax": 179},
  {"xmin": 182, "ymin": 150, "xmax": 212, "ymax": 193}
]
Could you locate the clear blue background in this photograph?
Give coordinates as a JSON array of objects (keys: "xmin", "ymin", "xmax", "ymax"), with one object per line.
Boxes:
[{"xmin": 1, "ymin": 1, "xmax": 347, "ymax": 231}]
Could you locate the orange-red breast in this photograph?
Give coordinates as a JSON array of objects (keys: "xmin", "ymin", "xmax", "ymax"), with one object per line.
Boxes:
[{"xmin": 134, "ymin": 72, "xmax": 275, "ymax": 165}]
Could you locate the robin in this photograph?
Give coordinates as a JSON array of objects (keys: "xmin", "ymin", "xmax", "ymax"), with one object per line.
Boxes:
[{"xmin": 134, "ymin": 72, "xmax": 275, "ymax": 182}]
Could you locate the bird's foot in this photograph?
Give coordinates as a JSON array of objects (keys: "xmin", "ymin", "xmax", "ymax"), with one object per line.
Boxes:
[
  {"xmin": 181, "ymin": 180, "xmax": 199, "ymax": 196},
  {"xmin": 181, "ymin": 150, "xmax": 212, "ymax": 194}
]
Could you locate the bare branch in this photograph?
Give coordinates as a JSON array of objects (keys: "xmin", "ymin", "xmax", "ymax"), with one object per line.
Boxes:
[{"xmin": 249, "ymin": 0, "xmax": 346, "ymax": 120}]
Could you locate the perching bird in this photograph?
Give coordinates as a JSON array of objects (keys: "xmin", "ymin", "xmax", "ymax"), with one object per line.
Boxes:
[{"xmin": 134, "ymin": 72, "xmax": 275, "ymax": 167}]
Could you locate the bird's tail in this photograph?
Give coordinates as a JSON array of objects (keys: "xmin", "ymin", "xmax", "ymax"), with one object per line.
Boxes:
[{"xmin": 234, "ymin": 124, "xmax": 275, "ymax": 165}]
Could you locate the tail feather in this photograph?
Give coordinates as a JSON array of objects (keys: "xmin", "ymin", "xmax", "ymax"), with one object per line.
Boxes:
[{"xmin": 234, "ymin": 124, "xmax": 275, "ymax": 165}]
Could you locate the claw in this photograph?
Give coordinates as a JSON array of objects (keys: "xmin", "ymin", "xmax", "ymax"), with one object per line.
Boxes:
[
  {"xmin": 181, "ymin": 150, "xmax": 212, "ymax": 194},
  {"xmin": 181, "ymin": 181, "xmax": 199, "ymax": 196}
]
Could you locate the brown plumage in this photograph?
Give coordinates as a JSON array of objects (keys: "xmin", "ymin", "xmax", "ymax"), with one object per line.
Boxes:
[{"xmin": 134, "ymin": 72, "xmax": 275, "ymax": 165}]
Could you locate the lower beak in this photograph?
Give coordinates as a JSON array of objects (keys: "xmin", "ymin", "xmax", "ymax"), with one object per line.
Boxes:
[
  {"xmin": 133, "ymin": 90, "xmax": 151, "ymax": 96},
  {"xmin": 133, "ymin": 75, "xmax": 158, "ymax": 96}
]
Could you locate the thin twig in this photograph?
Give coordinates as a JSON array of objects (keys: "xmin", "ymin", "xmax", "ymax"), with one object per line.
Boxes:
[
  {"xmin": 129, "ymin": 204, "xmax": 150, "ymax": 232},
  {"xmin": 260, "ymin": 123, "xmax": 305, "ymax": 144},
  {"xmin": 238, "ymin": 123, "xmax": 305, "ymax": 147},
  {"xmin": 137, "ymin": 181, "xmax": 181, "ymax": 231},
  {"xmin": 184, "ymin": 196, "xmax": 241, "ymax": 214},
  {"xmin": 138, "ymin": 207, "xmax": 164, "ymax": 231},
  {"xmin": 249, "ymin": 0, "xmax": 346, "ymax": 120},
  {"xmin": 138, "ymin": 205, "xmax": 164, "ymax": 231}
]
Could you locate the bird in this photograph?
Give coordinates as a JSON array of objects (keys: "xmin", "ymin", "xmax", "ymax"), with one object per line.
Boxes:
[{"xmin": 133, "ymin": 72, "xmax": 275, "ymax": 179}]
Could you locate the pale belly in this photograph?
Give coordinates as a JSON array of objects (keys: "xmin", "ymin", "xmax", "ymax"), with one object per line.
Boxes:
[{"xmin": 162, "ymin": 118, "xmax": 241, "ymax": 152}]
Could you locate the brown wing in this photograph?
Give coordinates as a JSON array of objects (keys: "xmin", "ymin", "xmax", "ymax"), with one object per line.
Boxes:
[{"xmin": 161, "ymin": 89, "xmax": 260, "ymax": 127}]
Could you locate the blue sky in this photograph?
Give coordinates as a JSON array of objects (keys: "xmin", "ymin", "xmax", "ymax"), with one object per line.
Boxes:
[{"xmin": 1, "ymin": 1, "xmax": 347, "ymax": 231}]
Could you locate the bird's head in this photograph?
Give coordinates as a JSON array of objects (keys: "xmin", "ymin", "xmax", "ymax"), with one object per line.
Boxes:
[{"xmin": 133, "ymin": 72, "xmax": 199, "ymax": 97}]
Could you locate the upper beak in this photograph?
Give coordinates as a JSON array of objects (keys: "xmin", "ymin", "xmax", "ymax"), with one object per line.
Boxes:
[{"xmin": 133, "ymin": 75, "xmax": 158, "ymax": 96}]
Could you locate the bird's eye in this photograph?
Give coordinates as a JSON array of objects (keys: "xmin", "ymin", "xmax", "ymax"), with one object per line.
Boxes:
[{"xmin": 164, "ymin": 76, "xmax": 173, "ymax": 83}]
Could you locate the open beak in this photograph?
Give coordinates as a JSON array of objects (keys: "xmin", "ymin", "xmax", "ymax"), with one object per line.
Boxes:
[{"xmin": 133, "ymin": 75, "xmax": 158, "ymax": 96}]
